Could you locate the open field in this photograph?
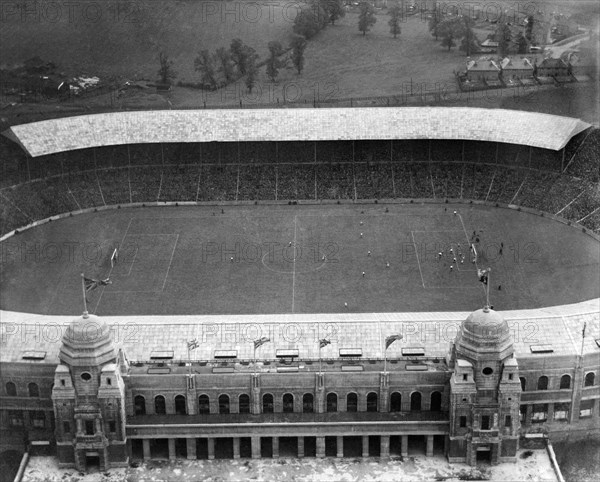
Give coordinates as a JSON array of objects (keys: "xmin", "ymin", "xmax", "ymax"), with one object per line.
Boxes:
[{"xmin": 1, "ymin": 203, "xmax": 598, "ymax": 316}]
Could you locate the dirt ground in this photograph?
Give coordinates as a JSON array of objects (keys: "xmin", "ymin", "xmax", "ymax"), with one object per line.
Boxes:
[{"xmin": 23, "ymin": 449, "xmax": 557, "ymax": 482}]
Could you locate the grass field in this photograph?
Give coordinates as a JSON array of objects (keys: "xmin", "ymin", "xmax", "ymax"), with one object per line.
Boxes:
[{"xmin": 1, "ymin": 203, "xmax": 598, "ymax": 316}]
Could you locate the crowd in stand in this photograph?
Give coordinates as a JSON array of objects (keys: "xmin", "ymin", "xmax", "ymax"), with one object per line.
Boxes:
[{"xmin": 0, "ymin": 133, "xmax": 598, "ymax": 236}]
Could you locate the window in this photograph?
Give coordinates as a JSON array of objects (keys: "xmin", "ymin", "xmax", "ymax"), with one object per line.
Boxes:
[
  {"xmin": 532, "ymin": 404, "xmax": 548, "ymax": 423},
  {"xmin": 134, "ymin": 395, "xmax": 146, "ymax": 415},
  {"xmin": 554, "ymin": 403, "xmax": 569, "ymax": 421},
  {"xmin": 80, "ymin": 372, "xmax": 92, "ymax": 382},
  {"xmin": 239, "ymin": 394, "xmax": 250, "ymax": 414},
  {"xmin": 109, "ymin": 421, "xmax": 116, "ymax": 433},
  {"xmin": 366, "ymin": 392, "xmax": 378, "ymax": 412},
  {"xmin": 430, "ymin": 391, "xmax": 442, "ymax": 411},
  {"xmin": 482, "ymin": 367, "xmax": 493, "ymax": 376},
  {"xmin": 154, "ymin": 395, "xmax": 166, "ymax": 415},
  {"xmin": 560, "ymin": 375, "xmax": 571, "ymax": 389},
  {"xmin": 505, "ymin": 415, "xmax": 512, "ymax": 427},
  {"xmin": 585, "ymin": 372, "xmax": 595, "ymax": 387},
  {"xmin": 459, "ymin": 416, "xmax": 467, "ymax": 428},
  {"xmin": 9, "ymin": 411, "xmax": 24, "ymax": 427},
  {"xmin": 199, "ymin": 395, "xmax": 210, "ymax": 415},
  {"xmin": 63, "ymin": 421, "xmax": 71, "ymax": 433},
  {"xmin": 410, "ymin": 392, "xmax": 422, "ymax": 411},
  {"xmin": 262, "ymin": 394, "xmax": 274, "ymax": 413},
  {"xmin": 219, "ymin": 394, "xmax": 230, "ymax": 414},
  {"xmin": 508, "ymin": 373, "xmax": 514, "ymax": 380},
  {"xmin": 84, "ymin": 420, "xmax": 94, "ymax": 435},
  {"xmin": 28, "ymin": 383, "xmax": 39, "ymax": 397},
  {"xmin": 520, "ymin": 405, "xmax": 527, "ymax": 422},
  {"xmin": 5, "ymin": 382, "xmax": 16, "ymax": 396},
  {"xmin": 346, "ymin": 393, "xmax": 358, "ymax": 412},
  {"xmin": 175, "ymin": 395, "xmax": 187, "ymax": 415},
  {"xmin": 537, "ymin": 376, "xmax": 548, "ymax": 390},
  {"xmin": 303, "ymin": 393, "xmax": 314, "ymax": 413},
  {"xmin": 283, "ymin": 393, "xmax": 294, "ymax": 413},
  {"xmin": 481, "ymin": 415, "xmax": 491, "ymax": 430},
  {"xmin": 520, "ymin": 377, "xmax": 526, "ymax": 391},
  {"xmin": 462, "ymin": 374, "xmax": 468, "ymax": 381},
  {"xmin": 60, "ymin": 379, "xmax": 65, "ymax": 387},
  {"xmin": 390, "ymin": 392, "xmax": 402, "ymax": 412},
  {"xmin": 107, "ymin": 378, "xmax": 112, "ymax": 386},
  {"xmin": 31, "ymin": 411, "xmax": 46, "ymax": 428},
  {"xmin": 580, "ymin": 399, "xmax": 594, "ymax": 418},
  {"xmin": 326, "ymin": 393, "xmax": 338, "ymax": 413}
]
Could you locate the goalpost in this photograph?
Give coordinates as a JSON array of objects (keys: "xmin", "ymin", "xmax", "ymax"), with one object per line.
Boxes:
[
  {"xmin": 110, "ymin": 248, "xmax": 119, "ymax": 268},
  {"xmin": 470, "ymin": 243, "xmax": 478, "ymax": 264}
]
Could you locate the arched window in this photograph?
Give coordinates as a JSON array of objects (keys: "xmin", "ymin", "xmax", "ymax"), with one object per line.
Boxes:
[
  {"xmin": 560, "ymin": 375, "xmax": 571, "ymax": 389},
  {"xmin": 390, "ymin": 392, "xmax": 402, "ymax": 412},
  {"xmin": 366, "ymin": 392, "xmax": 378, "ymax": 412},
  {"xmin": 134, "ymin": 395, "xmax": 146, "ymax": 415},
  {"xmin": 326, "ymin": 393, "xmax": 338, "ymax": 412},
  {"xmin": 282, "ymin": 393, "xmax": 294, "ymax": 413},
  {"xmin": 430, "ymin": 391, "xmax": 442, "ymax": 411},
  {"xmin": 198, "ymin": 395, "xmax": 210, "ymax": 415},
  {"xmin": 175, "ymin": 395, "xmax": 187, "ymax": 415},
  {"xmin": 520, "ymin": 377, "xmax": 527, "ymax": 392},
  {"xmin": 411, "ymin": 392, "xmax": 422, "ymax": 411},
  {"xmin": 346, "ymin": 393, "xmax": 358, "ymax": 412},
  {"xmin": 303, "ymin": 393, "xmax": 314, "ymax": 413},
  {"xmin": 239, "ymin": 394, "xmax": 250, "ymax": 414},
  {"xmin": 154, "ymin": 395, "xmax": 166, "ymax": 415},
  {"xmin": 5, "ymin": 382, "xmax": 16, "ymax": 396},
  {"xmin": 263, "ymin": 393, "xmax": 274, "ymax": 413},
  {"xmin": 537, "ymin": 376, "xmax": 548, "ymax": 390},
  {"xmin": 28, "ymin": 383, "xmax": 39, "ymax": 397},
  {"xmin": 219, "ymin": 394, "xmax": 230, "ymax": 414},
  {"xmin": 585, "ymin": 372, "xmax": 595, "ymax": 387}
]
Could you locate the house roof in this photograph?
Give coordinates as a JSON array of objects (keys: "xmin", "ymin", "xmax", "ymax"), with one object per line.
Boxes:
[
  {"xmin": 466, "ymin": 60, "xmax": 500, "ymax": 72},
  {"xmin": 3, "ymin": 107, "xmax": 590, "ymax": 155},
  {"xmin": 538, "ymin": 58, "xmax": 569, "ymax": 68},
  {"xmin": 501, "ymin": 58, "xmax": 534, "ymax": 70}
]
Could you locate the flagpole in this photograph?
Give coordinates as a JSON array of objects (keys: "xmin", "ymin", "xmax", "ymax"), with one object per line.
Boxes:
[
  {"xmin": 486, "ymin": 268, "xmax": 491, "ymax": 308},
  {"xmin": 319, "ymin": 343, "xmax": 322, "ymax": 374},
  {"xmin": 253, "ymin": 344, "xmax": 257, "ymax": 376},
  {"xmin": 80, "ymin": 273, "xmax": 88, "ymax": 315}
]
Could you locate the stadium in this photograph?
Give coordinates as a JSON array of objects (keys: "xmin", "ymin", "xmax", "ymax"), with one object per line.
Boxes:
[{"xmin": 0, "ymin": 107, "xmax": 599, "ymax": 474}]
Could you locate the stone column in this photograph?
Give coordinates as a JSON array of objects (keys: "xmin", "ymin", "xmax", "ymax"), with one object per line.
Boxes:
[
  {"xmin": 547, "ymin": 403, "xmax": 554, "ymax": 422},
  {"xmin": 233, "ymin": 437, "xmax": 240, "ymax": 459},
  {"xmin": 380, "ymin": 435, "xmax": 390, "ymax": 458},
  {"xmin": 401, "ymin": 435, "xmax": 408, "ymax": 457},
  {"xmin": 525, "ymin": 405, "xmax": 533, "ymax": 426},
  {"xmin": 143, "ymin": 439, "xmax": 151, "ymax": 460},
  {"xmin": 168, "ymin": 438, "xmax": 176, "ymax": 460},
  {"xmin": 426, "ymin": 435, "xmax": 434, "ymax": 457},
  {"xmin": 316, "ymin": 436, "xmax": 326, "ymax": 458},
  {"xmin": 208, "ymin": 438, "xmax": 215, "ymax": 460},
  {"xmin": 273, "ymin": 437, "xmax": 279, "ymax": 459},
  {"xmin": 336, "ymin": 436, "xmax": 344, "ymax": 458},
  {"xmin": 298, "ymin": 437, "xmax": 305, "ymax": 458},
  {"xmin": 251, "ymin": 436, "xmax": 261, "ymax": 459},
  {"xmin": 362, "ymin": 435, "xmax": 369, "ymax": 457},
  {"xmin": 380, "ymin": 372, "xmax": 389, "ymax": 412},
  {"xmin": 186, "ymin": 438, "xmax": 196, "ymax": 460}
]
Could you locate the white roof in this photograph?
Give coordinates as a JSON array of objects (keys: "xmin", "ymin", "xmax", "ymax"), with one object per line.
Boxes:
[{"xmin": 3, "ymin": 107, "xmax": 590, "ymax": 156}]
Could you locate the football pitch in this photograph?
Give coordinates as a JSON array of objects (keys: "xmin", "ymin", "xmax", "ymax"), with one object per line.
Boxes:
[{"xmin": 1, "ymin": 203, "xmax": 598, "ymax": 316}]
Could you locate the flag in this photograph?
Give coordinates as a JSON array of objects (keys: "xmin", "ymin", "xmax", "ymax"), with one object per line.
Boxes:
[
  {"xmin": 319, "ymin": 339, "xmax": 331, "ymax": 349},
  {"xmin": 84, "ymin": 277, "xmax": 100, "ymax": 292},
  {"xmin": 477, "ymin": 268, "xmax": 489, "ymax": 285},
  {"xmin": 187, "ymin": 339, "xmax": 199, "ymax": 351},
  {"xmin": 385, "ymin": 334, "xmax": 403, "ymax": 350},
  {"xmin": 254, "ymin": 337, "xmax": 270, "ymax": 350}
]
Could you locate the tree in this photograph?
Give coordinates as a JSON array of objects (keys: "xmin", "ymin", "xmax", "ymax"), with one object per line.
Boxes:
[
  {"xmin": 245, "ymin": 56, "xmax": 258, "ymax": 93},
  {"xmin": 266, "ymin": 41, "xmax": 285, "ymax": 82},
  {"xmin": 429, "ymin": 7, "xmax": 440, "ymax": 41},
  {"xmin": 294, "ymin": 5, "xmax": 328, "ymax": 39},
  {"xmin": 388, "ymin": 3, "xmax": 401, "ymax": 39},
  {"xmin": 194, "ymin": 50, "xmax": 218, "ymax": 89},
  {"xmin": 216, "ymin": 47, "xmax": 235, "ymax": 83},
  {"xmin": 495, "ymin": 21, "xmax": 512, "ymax": 57},
  {"xmin": 515, "ymin": 32, "xmax": 528, "ymax": 54},
  {"xmin": 358, "ymin": 1, "xmax": 376, "ymax": 36},
  {"xmin": 157, "ymin": 52, "xmax": 176, "ymax": 85},
  {"xmin": 323, "ymin": 0, "xmax": 345, "ymax": 25},
  {"xmin": 525, "ymin": 15, "xmax": 534, "ymax": 42},
  {"xmin": 459, "ymin": 16, "xmax": 477, "ymax": 56},
  {"xmin": 290, "ymin": 35, "xmax": 307, "ymax": 75},
  {"xmin": 438, "ymin": 18, "xmax": 463, "ymax": 51},
  {"xmin": 230, "ymin": 38, "xmax": 258, "ymax": 76}
]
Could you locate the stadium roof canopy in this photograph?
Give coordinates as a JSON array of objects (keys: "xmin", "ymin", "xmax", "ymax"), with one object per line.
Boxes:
[{"xmin": 3, "ymin": 107, "xmax": 590, "ymax": 157}]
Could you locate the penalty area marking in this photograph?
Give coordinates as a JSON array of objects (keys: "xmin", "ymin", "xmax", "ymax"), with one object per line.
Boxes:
[
  {"xmin": 411, "ymin": 230, "xmax": 426, "ymax": 288},
  {"xmin": 161, "ymin": 234, "xmax": 180, "ymax": 292}
]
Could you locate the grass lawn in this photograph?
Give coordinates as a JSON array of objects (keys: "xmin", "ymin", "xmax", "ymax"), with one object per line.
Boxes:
[{"xmin": 1, "ymin": 203, "xmax": 598, "ymax": 316}]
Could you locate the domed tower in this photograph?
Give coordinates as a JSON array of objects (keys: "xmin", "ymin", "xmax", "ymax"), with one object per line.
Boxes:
[
  {"xmin": 447, "ymin": 307, "xmax": 521, "ymax": 465},
  {"xmin": 52, "ymin": 312, "xmax": 128, "ymax": 471}
]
